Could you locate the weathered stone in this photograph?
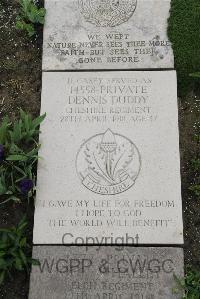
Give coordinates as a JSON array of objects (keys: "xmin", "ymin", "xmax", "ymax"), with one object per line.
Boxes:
[
  {"xmin": 33, "ymin": 71, "xmax": 183, "ymax": 245},
  {"xmin": 43, "ymin": 0, "xmax": 174, "ymax": 70},
  {"xmin": 29, "ymin": 246, "xmax": 184, "ymax": 299}
]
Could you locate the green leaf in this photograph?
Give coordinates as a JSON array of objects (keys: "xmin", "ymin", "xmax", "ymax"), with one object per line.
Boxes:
[
  {"xmin": 13, "ymin": 165, "xmax": 26, "ymax": 176},
  {"xmin": 0, "ymin": 241, "xmax": 8, "ymax": 249},
  {"xmin": 16, "ymin": 20, "xmax": 25, "ymax": 30},
  {"xmin": 9, "ymin": 143, "xmax": 22, "ymax": 154},
  {"xmin": 0, "ymin": 175, "xmax": 7, "ymax": 195},
  {"xmin": 0, "ymin": 117, "xmax": 10, "ymax": 145},
  {"xmin": 24, "ymin": 114, "xmax": 31, "ymax": 134},
  {"xmin": 16, "ymin": 20, "xmax": 36, "ymax": 37},
  {"xmin": 15, "ymin": 257, "xmax": 23, "ymax": 271},
  {"xmin": 19, "ymin": 237, "xmax": 27, "ymax": 247},
  {"xmin": 19, "ymin": 109, "xmax": 27, "ymax": 122},
  {"xmin": 0, "ymin": 228, "xmax": 11, "ymax": 233},
  {"xmin": 0, "ymin": 271, "xmax": 5, "ymax": 285},
  {"xmin": 26, "ymin": 146, "xmax": 39, "ymax": 157},
  {"xmin": 32, "ymin": 113, "xmax": 46, "ymax": 130},
  {"xmin": 10, "ymin": 120, "xmax": 23, "ymax": 143},
  {"xmin": 18, "ymin": 217, "xmax": 27, "ymax": 231},
  {"xmin": 6, "ymin": 154, "xmax": 28, "ymax": 162},
  {"xmin": 19, "ymin": 250, "xmax": 27, "ymax": 266},
  {"xmin": 26, "ymin": 23, "xmax": 36, "ymax": 37},
  {"xmin": 16, "ymin": 0, "xmax": 46, "ymax": 36},
  {"xmin": 189, "ymin": 72, "xmax": 200, "ymax": 78},
  {"xmin": 0, "ymin": 259, "xmax": 6, "ymax": 268}
]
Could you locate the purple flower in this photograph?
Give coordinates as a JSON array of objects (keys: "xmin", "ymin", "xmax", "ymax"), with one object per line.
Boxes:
[
  {"xmin": 19, "ymin": 179, "xmax": 33, "ymax": 195},
  {"xmin": 0, "ymin": 145, "xmax": 4, "ymax": 162}
]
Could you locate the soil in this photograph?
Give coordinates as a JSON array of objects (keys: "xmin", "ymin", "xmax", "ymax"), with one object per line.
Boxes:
[{"xmin": 0, "ymin": 0, "xmax": 199, "ymax": 298}]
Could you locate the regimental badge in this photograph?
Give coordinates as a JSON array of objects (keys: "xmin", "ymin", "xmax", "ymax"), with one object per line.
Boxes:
[
  {"xmin": 78, "ymin": 0, "xmax": 137, "ymax": 27},
  {"xmin": 76, "ymin": 129, "xmax": 141, "ymax": 195}
]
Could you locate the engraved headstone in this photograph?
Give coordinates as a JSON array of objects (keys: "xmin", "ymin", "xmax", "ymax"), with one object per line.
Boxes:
[
  {"xmin": 29, "ymin": 246, "xmax": 184, "ymax": 299},
  {"xmin": 33, "ymin": 71, "xmax": 183, "ymax": 244},
  {"xmin": 43, "ymin": 0, "xmax": 174, "ymax": 70}
]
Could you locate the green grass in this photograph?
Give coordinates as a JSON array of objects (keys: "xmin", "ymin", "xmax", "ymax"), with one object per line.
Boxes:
[
  {"xmin": 168, "ymin": 0, "xmax": 200, "ymax": 95},
  {"xmin": 173, "ymin": 268, "xmax": 200, "ymax": 299}
]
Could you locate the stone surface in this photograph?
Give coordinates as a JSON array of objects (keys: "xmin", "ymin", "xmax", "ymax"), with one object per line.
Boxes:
[
  {"xmin": 33, "ymin": 71, "xmax": 183, "ymax": 244},
  {"xmin": 43, "ymin": 0, "xmax": 174, "ymax": 70},
  {"xmin": 29, "ymin": 246, "xmax": 184, "ymax": 299}
]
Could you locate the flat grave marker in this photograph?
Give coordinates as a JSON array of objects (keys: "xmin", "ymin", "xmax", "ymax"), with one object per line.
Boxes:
[
  {"xmin": 43, "ymin": 0, "xmax": 174, "ymax": 70},
  {"xmin": 33, "ymin": 71, "xmax": 183, "ymax": 245},
  {"xmin": 29, "ymin": 246, "xmax": 184, "ymax": 299}
]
